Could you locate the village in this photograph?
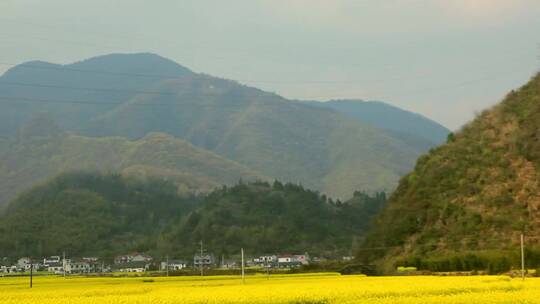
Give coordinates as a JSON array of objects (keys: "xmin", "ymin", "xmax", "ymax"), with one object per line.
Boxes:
[{"xmin": 0, "ymin": 252, "xmax": 342, "ymax": 275}]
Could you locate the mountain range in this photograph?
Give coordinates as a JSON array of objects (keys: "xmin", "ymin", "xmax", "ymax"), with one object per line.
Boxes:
[
  {"xmin": 0, "ymin": 53, "xmax": 449, "ymax": 205},
  {"xmin": 359, "ymin": 72, "xmax": 540, "ymax": 272}
]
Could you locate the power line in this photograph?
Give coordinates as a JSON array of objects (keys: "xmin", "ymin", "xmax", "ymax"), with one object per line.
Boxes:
[
  {"xmin": 0, "ymin": 68, "xmax": 534, "ymax": 108},
  {"xmin": 0, "ymin": 81, "xmax": 175, "ymax": 96},
  {"xmin": 0, "ymin": 68, "xmax": 535, "ymax": 103},
  {"xmin": 0, "ymin": 96, "xmax": 279, "ymax": 107},
  {"xmin": 0, "ymin": 62, "xmax": 188, "ymax": 80},
  {"xmin": 0, "ymin": 61, "xmax": 372, "ymax": 84},
  {"xmin": 0, "ymin": 45, "xmax": 534, "ymax": 86}
]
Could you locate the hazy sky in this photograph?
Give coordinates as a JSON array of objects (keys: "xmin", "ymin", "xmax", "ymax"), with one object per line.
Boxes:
[{"xmin": 1, "ymin": 0, "xmax": 539, "ymax": 129}]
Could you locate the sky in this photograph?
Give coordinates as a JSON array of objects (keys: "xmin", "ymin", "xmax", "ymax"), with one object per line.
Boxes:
[{"xmin": 1, "ymin": 0, "xmax": 539, "ymax": 129}]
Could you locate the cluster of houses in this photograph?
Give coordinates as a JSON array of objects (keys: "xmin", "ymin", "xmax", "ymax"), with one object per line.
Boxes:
[
  {"xmin": 252, "ymin": 253, "xmax": 311, "ymax": 268},
  {"xmin": 0, "ymin": 252, "xmax": 337, "ymax": 274},
  {"xmin": 0, "ymin": 256, "xmax": 102, "ymax": 274}
]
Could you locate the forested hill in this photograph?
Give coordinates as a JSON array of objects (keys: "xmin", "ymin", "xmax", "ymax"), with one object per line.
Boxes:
[
  {"xmin": 0, "ymin": 172, "xmax": 200, "ymax": 258},
  {"xmin": 165, "ymin": 182, "xmax": 386, "ymax": 257},
  {"xmin": 0, "ymin": 116, "xmax": 263, "ymax": 210},
  {"xmin": 359, "ymin": 73, "xmax": 540, "ymax": 269},
  {"xmin": 0, "ymin": 172, "xmax": 386, "ymax": 258}
]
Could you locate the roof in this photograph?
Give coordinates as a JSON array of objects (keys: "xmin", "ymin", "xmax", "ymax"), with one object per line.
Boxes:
[{"xmin": 112, "ymin": 261, "xmax": 149, "ymax": 269}]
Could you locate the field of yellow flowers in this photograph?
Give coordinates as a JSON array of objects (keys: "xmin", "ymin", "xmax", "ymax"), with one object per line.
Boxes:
[{"xmin": 1, "ymin": 273, "xmax": 540, "ymax": 303}]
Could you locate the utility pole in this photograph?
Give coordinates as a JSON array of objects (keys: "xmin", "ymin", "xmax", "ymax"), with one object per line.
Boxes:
[
  {"xmin": 521, "ymin": 233, "xmax": 525, "ymax": 281},
  {"xmin": 62, "ymin": 251, "xmax": 66, "ymax": 279},
  {"xmin": 29, "ymin": 258, "xmax": 33, "ymax": 288},
  {"xmin": 241, "ymin": 248, "xmax": 245, "ymax": 284},
  {"xmin": 200, "ymin": 240, "xmax": 204, "ymax": 277},
  {"xmin": 166, "ymin": 255, "xmax": 169, "ymax": 277}
]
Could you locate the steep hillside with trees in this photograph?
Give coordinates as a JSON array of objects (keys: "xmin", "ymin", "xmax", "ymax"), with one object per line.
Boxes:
[
  {"xmin": 165, "ymin": 182, "xmax": 386, "ymax": 257},
  {"xmin": 359, "ymin": 73, "xmax": 540, "ymax": 272},
  {"xmin": 0, "ymin": 172, "xmax": 199, "ymax": 257},
  {"xmin": 0, "ymin": 173, "xmax": 386, "ymax": 259}
]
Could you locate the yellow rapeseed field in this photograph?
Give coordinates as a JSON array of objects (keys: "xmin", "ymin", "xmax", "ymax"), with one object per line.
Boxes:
[{"xmin": 1, "ymin": 273, "xmax": 540, "ymax": 303}]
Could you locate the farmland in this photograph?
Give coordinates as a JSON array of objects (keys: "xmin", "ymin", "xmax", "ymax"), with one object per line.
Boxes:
[{"xmin": 1, "ymin": 273, "xmax": 540, "ymax": 303}]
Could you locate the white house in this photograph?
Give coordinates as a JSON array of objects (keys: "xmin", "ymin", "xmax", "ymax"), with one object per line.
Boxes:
[
  {"xmin": 82, "ymin": 257, "xmax": 99, "ymax": 263},
  {"xmin": 278, "ymin": 255, "xmax": 295, "ymax": 263},
  {"xmin": 194, "ymin": 254, "xmax": 214, "ymax": 268},
  {"xmin": 115, "ymin": 252, "xmax": 153, "ymax": 264},
  {"xmin": 161, "ymin": 260, "xmax": 188, "ymax": 271},
  {"xmin": 47, "ymin": 262, "xmax": 64, "ymax": 274},
  {"xmin": 17, "ymin": 257, "xmax": 31, "ymax": 268},
  {"xmin": 43, "ymin": 256, "xmax": 61, "ymax": 266},
  {"xmin": 277, "ymin": 255, "xmax": 302, "ymax": 268},
  {"xmin": 254, "ymin": 255, "xmax": 277, "ymax": 264},
  {"xmin": 66, "ymin": 260, "xmax": 91, "ymax": 273},
  {"xmin": 114, "ymin": 261, "xmax": 150, "ymax": 273}
]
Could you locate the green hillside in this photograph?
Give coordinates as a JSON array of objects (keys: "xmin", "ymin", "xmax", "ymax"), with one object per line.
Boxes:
[
  {"xmin": 359, "ymin": 73, "xmax": 540, "ymax": 272},
  {"xmin": 0, "ymin": 53, "xmax": 437, "ymax": 199},
  {"xmin": 165, "ymin": 181, "xmax": 386, "ymax": 257},
  {"xmin": 0, "ymin": 172, "xmax": 386, "ymax": 259},
  {"xmin": 0, "ymin": 118, "xmax": 263, "ymax": 210},
  {"xmin": 85, "ymin": 77, "xmax": 423, "ymax": 198},
  {"xmin": 0, "ymin": 172, "xmax": 198, "ymax": 257}
]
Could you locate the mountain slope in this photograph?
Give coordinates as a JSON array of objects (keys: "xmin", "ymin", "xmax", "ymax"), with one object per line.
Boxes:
[
  {"xmin": 0, "ymin": 173, "xmax": 386, "ymax": 258},
  {"xmin": 0, "ymin": 120, "xmax": 263, "ymax": 210},
  {"xmin": 0, "ymin": 53, "xmax": 192, "ymax": 136},
  {"xmin": 313, "ymin": 100, "xmax": 450, "ymax": 145},
  {"xmin": 166, "ymin": 182, "xmax": 386, "ymax": 257},
  {"xmin": 0, "ymin": 53, "xmax": 442, "ymax": 198},
  {"xmin": 0, "ymin": 172, "xmax": 198, "ymax": 257},
  {"xmin": 83, "ymin": 76, "xmax": 424, "ymax": 198},
  {"xmin": 359, "ymin": 73, "xmax": 540, "ymax": 269}
]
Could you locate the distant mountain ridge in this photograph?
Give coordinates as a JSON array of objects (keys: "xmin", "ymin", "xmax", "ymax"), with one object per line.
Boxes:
[
  {"xmin": 0, "ymin": 53, "xmax": 192, "ymax": 135},
  {"xmin": 0, "ymin": 53, "xmax": 447, "ymax": 199},
  {"xmin": 312, "ymin": 100, "xmax": 450, "ymax": 145}
]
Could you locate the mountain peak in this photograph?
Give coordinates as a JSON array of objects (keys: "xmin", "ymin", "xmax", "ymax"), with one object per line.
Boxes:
[{"xmin": 69, "ymin": 52, "xmax": 193, "ymax": 76}]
